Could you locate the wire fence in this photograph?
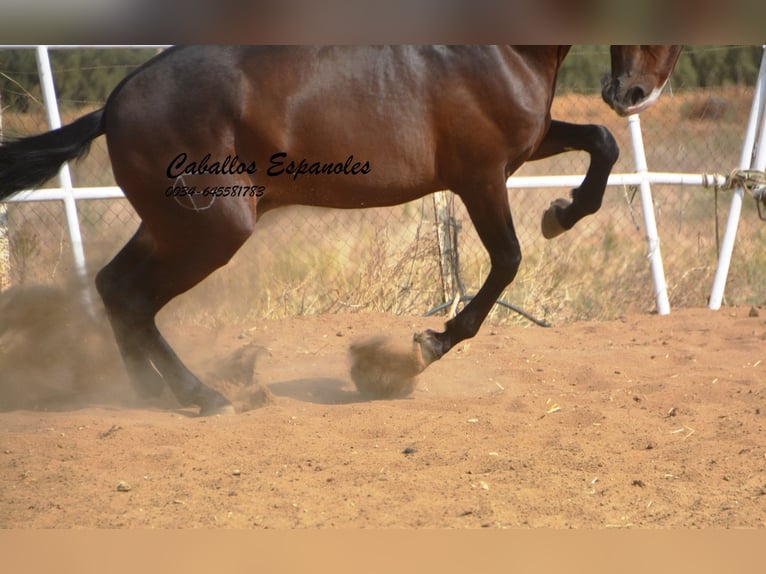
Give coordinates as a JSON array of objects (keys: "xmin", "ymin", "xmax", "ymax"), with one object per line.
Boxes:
[{"xmin": 1, "ymin": 47, "xmax": 765, "ymax": 327}]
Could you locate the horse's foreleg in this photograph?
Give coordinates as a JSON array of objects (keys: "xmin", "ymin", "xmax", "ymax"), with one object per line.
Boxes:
[
  {"xmin": 532, "ymin": 120, "xmax": 619, "ymax": 239},
  {"xmin": 415, "ymin": 178, "xmax": 521, "ymax": 365}
]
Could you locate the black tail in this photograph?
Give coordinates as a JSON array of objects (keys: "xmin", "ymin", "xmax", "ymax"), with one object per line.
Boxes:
[{"xmin": 0, "ymin": 108, "xmax": 105, "ymax": 200}]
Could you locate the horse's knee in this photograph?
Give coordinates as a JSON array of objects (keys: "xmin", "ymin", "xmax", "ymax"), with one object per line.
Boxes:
[{"xmin": 591, "ymin": 125, "xmax": 619, "ymax": 166}]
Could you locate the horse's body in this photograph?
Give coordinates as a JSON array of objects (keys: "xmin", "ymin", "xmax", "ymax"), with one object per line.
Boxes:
[{"xmin": 0, "ymin": 45, "xmax": 681, "ymax": 414}]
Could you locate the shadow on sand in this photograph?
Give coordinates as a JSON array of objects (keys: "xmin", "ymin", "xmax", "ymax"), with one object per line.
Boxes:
[{"xmin": 266, "ymin": 376, "xmax": 414, "ymax": 405}]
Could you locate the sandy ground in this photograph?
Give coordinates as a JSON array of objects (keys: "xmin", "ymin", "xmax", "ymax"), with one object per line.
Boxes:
[{"xmin": 1, "ymin": 291, "xmax": 765, "ymax": 529}]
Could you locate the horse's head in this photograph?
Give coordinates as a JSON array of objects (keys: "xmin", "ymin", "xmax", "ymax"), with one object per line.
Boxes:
[{"xmin": 602, "ymin": 45, "xmax": 682, "ymax": 116}]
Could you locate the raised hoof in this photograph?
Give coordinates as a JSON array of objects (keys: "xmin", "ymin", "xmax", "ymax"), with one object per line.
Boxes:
[
  {"xmin": 541, "ymin": 198, "xmax": 571, "ymax": 239},
  {"xmin": 413, "ymin": 329, "xmax": 446, "ymax": 367}
]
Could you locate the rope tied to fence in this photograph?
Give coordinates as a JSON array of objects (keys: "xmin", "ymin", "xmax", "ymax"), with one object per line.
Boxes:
[{"xmin": 702, "ymin": 169, "xmax": 766, "ymax": 221}]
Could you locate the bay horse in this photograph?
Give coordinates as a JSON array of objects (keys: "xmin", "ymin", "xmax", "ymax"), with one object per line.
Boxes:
[{"xmin": 0, "ymin": 46, "xmax": 681, "ymax": 415}]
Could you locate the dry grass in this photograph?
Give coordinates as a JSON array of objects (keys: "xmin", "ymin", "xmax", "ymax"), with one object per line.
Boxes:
[{"xmin": 2, "ymin": 88, "xmax": 765, "ymax": 329}]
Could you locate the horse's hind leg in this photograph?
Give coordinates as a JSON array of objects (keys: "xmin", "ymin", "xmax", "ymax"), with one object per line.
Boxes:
[
  {"xmin": 95, "ymin": 225, "xmax": 165, "ymax": 399},
  {"xmin": 96, "ymin": 222, "xmax": 250, "ymax": 415},
  {"xmin": 534, "ymin": 120, "xmax": 619, "ymax": 239}
]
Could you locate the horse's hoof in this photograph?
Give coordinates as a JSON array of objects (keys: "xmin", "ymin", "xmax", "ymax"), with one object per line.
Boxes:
[
  {"xmin": 197, "ymin": 389, "xmax": 236, "ymax": 416},
  {"xmin": 413, "ymin": 330, "xmax": 444, "ymax": 367},
  {"xmin": 199, "ymin": 402, "xmax": 236, "ymax": 417},
  {"xmin": 541, "ymin": 198, "xmax": 570, "ymax": 239},
  {"xmin": 201, "ymin": 404, "xmax": 236, "ymax": 416}
]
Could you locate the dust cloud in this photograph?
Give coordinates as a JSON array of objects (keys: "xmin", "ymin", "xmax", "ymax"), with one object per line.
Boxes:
[
  {"xmin": 202, "ymin": 342, "xmax": 274, "ymax": 413},
  {"xmin": 0, "ymin": 282, "xmax": 131, "ymax": 411},
  {"xmin": 348, "ymin": 335, "xmax": 425, "ymax": 399}
]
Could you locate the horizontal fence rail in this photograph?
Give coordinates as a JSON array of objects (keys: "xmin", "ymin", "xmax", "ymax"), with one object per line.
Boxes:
[{"xmin": 2, "ymin": 45, "xmax": 765, "ymax": 325}]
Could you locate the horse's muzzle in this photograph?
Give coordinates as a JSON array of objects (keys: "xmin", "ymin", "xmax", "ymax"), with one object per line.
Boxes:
[
  {"xmin": 601, "ymin": 79, "xmax": 625, "ymax": 115},
  {"xmin": 602, "ymin": 78, "xmax": 652, "ymax": 117}
]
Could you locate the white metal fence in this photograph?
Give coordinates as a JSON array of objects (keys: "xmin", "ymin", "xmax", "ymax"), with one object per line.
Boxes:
[{"xmin": 2, "ymin": 46, "xmax": 765, "ymax": 324}]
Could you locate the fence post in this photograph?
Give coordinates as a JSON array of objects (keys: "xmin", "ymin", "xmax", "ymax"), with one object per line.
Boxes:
[
  {"xmin": 35, "ymin": 45, "xmax": 94, "ymax": 313},
  {"xmin": 432, "ymin": 191, "xmax": 462, "ymax": 316},
  {"xmin": 709, "ymin": 46, "xmax": 766, "ymax": 310},
  {"xmin": 628, "ymin": 113, "xmax": 670, "ymax": 315},
  {"xmin": 0, "ymin": 203, "xmax": 8, "ymax": 292},
  {"xmin": 0, "ymin": 90, "xmax": 9, "ymax": 292}
]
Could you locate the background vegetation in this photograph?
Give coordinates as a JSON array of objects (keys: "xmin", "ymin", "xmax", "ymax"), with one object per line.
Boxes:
[
  {"xmin": 0, "ymin": 46, "xmax": 763, "ymax": 112},
  {"xmin": 558, "ymin": 45, "xmax": 763, "ymax": 91},
  {"xmin": 1, "ymin": 46, "xmax": 765, "ymax": 327},
  {"xmin": 0, "ymin": 48, "xmax": 159, "ymax": 111}
]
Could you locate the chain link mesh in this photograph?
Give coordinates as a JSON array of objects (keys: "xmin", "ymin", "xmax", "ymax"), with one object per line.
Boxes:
[{"xmin": 1, "ymin": 48, "xmax": 764, "ymax": 326}]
